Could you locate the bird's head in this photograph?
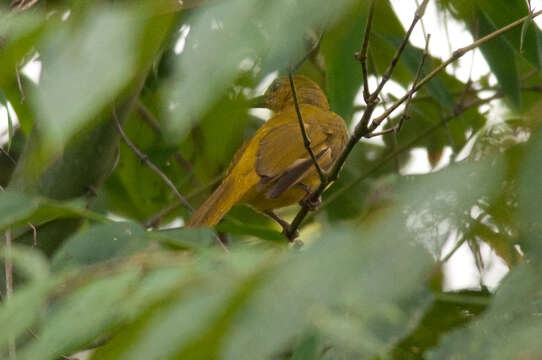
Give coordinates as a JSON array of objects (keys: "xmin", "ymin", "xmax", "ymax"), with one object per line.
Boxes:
[{"xmin": 252, "ymin": 75, "xmax": 329, "ymax": 112}]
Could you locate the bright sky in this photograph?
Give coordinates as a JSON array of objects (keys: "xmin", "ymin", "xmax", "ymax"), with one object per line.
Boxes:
[{"xmin": 3, "ymin": 1, "xmax": 540, "ymax": 291}]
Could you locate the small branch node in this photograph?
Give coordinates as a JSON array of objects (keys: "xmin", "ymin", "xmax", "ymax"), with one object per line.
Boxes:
[{"xmin": 415, "ymin": 0, "xmax": 429, "ymax": 18}]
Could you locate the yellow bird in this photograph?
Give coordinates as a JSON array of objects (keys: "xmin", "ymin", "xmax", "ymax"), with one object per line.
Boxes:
[{"xmin": 186, "ymin": 75, "xmax": 349, "ymax": 233}]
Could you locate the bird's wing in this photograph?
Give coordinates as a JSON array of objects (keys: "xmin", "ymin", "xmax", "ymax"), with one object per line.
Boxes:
[
  {"xmin": 264, "ymin": 147, "xmax": 330, "ymax": 199},
  {"xmin": 255, "ymin": 120, "xmax": 332, "ymax": 198}
]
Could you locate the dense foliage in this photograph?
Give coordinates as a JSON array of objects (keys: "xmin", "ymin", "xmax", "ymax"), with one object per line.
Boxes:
[{"xmin": 1, "ymin": 0, "xmax": 542, "ymax": 359}]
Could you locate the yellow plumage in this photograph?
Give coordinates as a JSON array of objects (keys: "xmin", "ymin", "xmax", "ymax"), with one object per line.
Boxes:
[{"xmin": 187, "ymin": 75, "xmax": 348, "ymax": 228}]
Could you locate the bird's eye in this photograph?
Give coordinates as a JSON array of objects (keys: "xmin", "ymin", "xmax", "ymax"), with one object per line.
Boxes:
[{"xmin": 270, "ymin": 80, "xmax": 281, "ymax": 92}]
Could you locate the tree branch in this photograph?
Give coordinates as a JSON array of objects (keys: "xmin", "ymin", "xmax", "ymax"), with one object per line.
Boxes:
[
  {"xmin": 384, "ymin": 33, "xmax": 431, "ymax": 135},
  {"xmin": 368, "ymin": 0, "xmax": 429, "ymax": 105},
  {"xmin": 368, "ymin": 8, "xmax": 542, "ymax": 132},
  {"xmin": 354, "ymin": 0, "xmax": 377, "ymax": 103},
  {"xmin": 113, "ymin": 109, "xmax": 194, "ymax": 215},
  {"xmin": 283, "ymin": 0, "xmax": 430, "ymax": 240},
  {"xmin": 319, "ymin": 90, "xmax": 507, "ymax": 212},
  {"xmin": 288, "ymin": 72, "xmax": 327, "ymax": 183},
  {"xmin": 283, "ymin": 8, "xmax": 542, "ymax": 241},
  {"xmin": 144, "ymin": 173, "xmax": 223, "ymax": 228},
  {"xmin": 136, "ymin": 100, "xmax": 200, "ymax": 188}
]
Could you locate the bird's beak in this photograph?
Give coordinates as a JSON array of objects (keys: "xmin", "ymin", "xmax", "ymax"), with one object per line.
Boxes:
[{"xmin": 249, "ymin": 95, "xmax": 267, "ymax": 108}]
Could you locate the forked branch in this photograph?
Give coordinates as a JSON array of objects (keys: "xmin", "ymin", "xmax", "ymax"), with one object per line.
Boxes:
[{"xmin": 283, "ymin": 6, "xmax": 542, "ymax": 241}]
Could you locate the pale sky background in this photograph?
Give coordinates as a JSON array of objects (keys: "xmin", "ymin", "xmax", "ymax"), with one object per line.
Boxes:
[{"xmin": 2, "ymin": 1, "xmax": 542, "ymax": 291}]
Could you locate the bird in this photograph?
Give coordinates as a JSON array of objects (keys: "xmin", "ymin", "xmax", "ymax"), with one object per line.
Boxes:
[{"xmin": 186, "ymin": 75, "xmax": 349, "ymax": 236}]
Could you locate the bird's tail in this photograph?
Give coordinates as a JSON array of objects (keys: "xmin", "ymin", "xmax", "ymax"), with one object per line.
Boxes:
[{"xmin": 186, "ymin": 174, "xmax": 255, "ymax": 228}]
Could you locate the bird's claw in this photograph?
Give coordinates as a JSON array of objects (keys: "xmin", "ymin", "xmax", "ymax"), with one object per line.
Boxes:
[{"xmin": 300, "ymin": 192, "xmax": 322, "ymax": 211}]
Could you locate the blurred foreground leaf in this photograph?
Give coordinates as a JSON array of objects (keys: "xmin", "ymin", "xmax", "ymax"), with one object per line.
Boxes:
[
  {"xmin": 33, "ymin": 6, "xmax": 141, "ymax": 158},
  {"xmin": 428, "ymin": 264, "xmax": 542, "ymax": 359},
  {"xmin": 0, "ymin": 190, "xmax": 108, "ymax": 231}
]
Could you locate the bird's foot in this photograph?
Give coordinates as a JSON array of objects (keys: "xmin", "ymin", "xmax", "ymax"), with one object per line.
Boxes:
[
  {"xmin": 264, "ymin": 210, "xmax": 299, "ymax": 242},
  {"xmin": 297, "ymin": 183, "xmax": 321, "ymax": 211},
  {"xmin": 300, "ymin": 192, "xmax": 322, "ymax": 211}
]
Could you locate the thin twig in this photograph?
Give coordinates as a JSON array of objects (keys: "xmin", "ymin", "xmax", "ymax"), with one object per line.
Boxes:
[
  {"xmin": 319, "ymin": 91, "xmax": 505, "ymax": 212},
  {"xmin": 0, "ymin": 146, "xmax": 16, "ymax": 165},
  {"xmin": 136, "ymin": 100, "xmax": 200, "ymax": 187},
  {"xmin": 354, "ymin": 0, "xmax": 376, "ymax": 103},
  {"xmin": 136, "ymin": 100, "xmax": 162, "ymax": 134},
  {"xmin": 385, "ymin": 33, "xmax": 432, "ymax": 134},
  {"xmin": 297, "ymin": 79, "xmax": 507, "ymax": 232},
  {"xmin": 368, "ymin": 0, "xmax": 429, "ymax": 104},
  {"xmin": 415, "ymin": 0, "xmax": 429, "ymax": 41},
  {"xmin": 353, "ymin": 83, "xmax": 542, "ymax": 111},
  {"xmin": 362, "ymin": 32, "xmax": 430, "ymax": 139},
  {"xmin": 144, "ymin": 173, "xmax": 223, "ymax": 228},
  {"xmin": 441, "ymin": 235, "xmax": 467, "ymax": 263},
  {"xmin": 283, "ymin": 0, "xmax": 430, "ymax": 239},
  {"xmin": 113, "ymin": 109, "xmax": 229, "ymax": 253},
  {"xmin": 113, "ymin": 108, "xmax": 194, "ymax": 214},
  {"xmin": 365, "ymin": 127, "xmax": 397, "ymax": 138},
  {"xmin": 288, "ymin": 72, "xmax": 327, "ymax": 183},
  {"xmin": 15, "ymin": 66, "xmax": 25, "ymax": 103},
  {"xmin": 293, "ymin": 31, "xmax": 325, "ymax": 72},
  {"xmin": 28, "ymin": 222, "xmax": 37, "ymax": 247},
  {"xmin": 368, "ymin": 8, "xmax": 542, "ymax": 132}
]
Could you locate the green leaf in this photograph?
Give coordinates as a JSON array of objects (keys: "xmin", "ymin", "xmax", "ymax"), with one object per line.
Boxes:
[
  {"xmin": 227, "ymin": 156, "xmax": 507, "ymax": 357},
  {"xmin": 32, "ymin": 6, "xmax": 141, "ymax": 159},
  {"xmin": 163, "ymin": 0, "xmax": 359, "ymax": 141},
  {"xmin": 0, "ymin": 191, "xmax": 40, "ymax": 230},
  {"xmin": 474, "ymin": 0, "xmax": 542, "ymax": 70},
  {"xmin": 366, "ymin": 0, "xmax": 416, "ymax": 87},
  {"xmin": 428, "ymin": 264, "xmax": 542, "ymax": 359},
  {"xmin": 92, "ymin": 250, "xmax": 271, "ymax": 360},
  {"xmin": 216, "ymin": 217, "xmax": 284, "ymax": 242},
  {"xmin": 0, "ymin": 279, "xmax": 59, "ymax": 355},
  {"xmin": 392, "ymin": 290, "xmax": 490, "ymax": 359},
  {"xmin": 221, "ymin": 228, "xmax": 433, "ymax": 359},
  {"xmin": 0, "ymin": 190, "xmax": 109, "ymax": 232},
  {"xmin": 104, "ymin": 112, "xmax": 187, "ymax": 222},
  {"xmin": 18, "ymin": 271, "xmax": 140, "ymax": 360},
  {"xmin": 0, "ymin": 245, "xmax": 49, "ymax": 281},
  {"xmin": 519, "ymin": 125, "xmax": 542, "ymax": 260},
  {"xmin": 476, "ymin": 10, "xmax": 521, "ymax": 107},
  {"xmin": 51, "ymin": 222, "xmax": 150, "ymax": 271},
  {"xmin": 0, "ymin": 9, "xmax": 47, "ymax": 85},
  {"xmin": 291, "ymin": 334, "xmax": 320, "ymax": 360},
  {"xmin": 112, "ymin": 286, "xmax": 233, "ymax": 360},
  {"xmin": 218, "ymin": 205, "xmax": 285, "ymax": 242},
  {"xmin": 324, "ymin": 142, "xmax": 389, "ymax": 222},
  {"xmin": 158, "ymin": 227, "xmax": 217, "ymax": 248}
]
